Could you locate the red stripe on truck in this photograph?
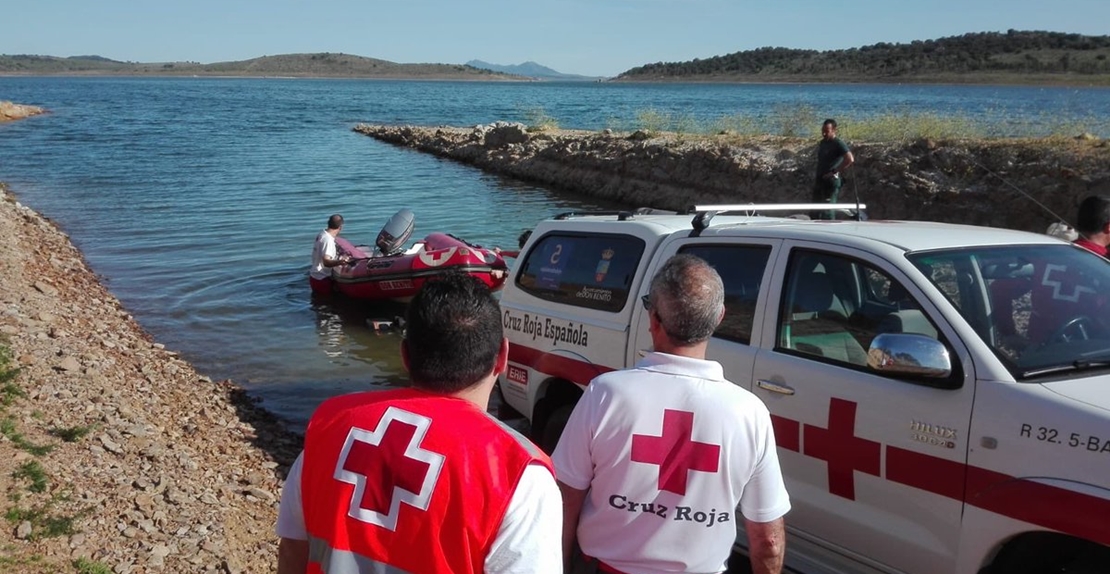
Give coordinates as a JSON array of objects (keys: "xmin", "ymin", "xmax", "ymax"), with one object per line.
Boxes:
[{"xmin": 507, "ymin": 344, "xmax": 615, "ymax": 387}]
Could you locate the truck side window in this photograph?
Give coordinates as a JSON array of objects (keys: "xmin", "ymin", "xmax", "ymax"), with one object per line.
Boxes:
[
  {"xmin": 778, "ymin": 251, "xmax": 942, "ymax": 368},
  {"xmin": 516, "ymin": 232, "xmax": 645, "ymax": 313},
  {"xmin": 678, "ymin": 244, "xmax": 771, "ymax": 345}
]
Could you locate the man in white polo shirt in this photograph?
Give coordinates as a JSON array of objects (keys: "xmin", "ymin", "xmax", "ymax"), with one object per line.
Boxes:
[{"xmin": 553, "ymin": 254, "xmax": 790, "ymax": 574}]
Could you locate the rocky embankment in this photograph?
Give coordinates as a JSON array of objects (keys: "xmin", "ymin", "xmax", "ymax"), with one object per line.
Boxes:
[
  {"xmin": 0, "ymin": 183, "xmax": 299, "ymax": 571},
  {"xmin": 0, "ymin": 101, "xmax": 46, "ymax": 122},
  {"xmin": 354, "ymin": 123, "xmax": 1110, "ymax": 233}
]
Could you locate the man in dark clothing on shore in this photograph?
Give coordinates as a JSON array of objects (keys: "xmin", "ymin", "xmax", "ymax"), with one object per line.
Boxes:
[{"xmin": 812, "ymin": 119, "xmax": 854, "ymax": 220}]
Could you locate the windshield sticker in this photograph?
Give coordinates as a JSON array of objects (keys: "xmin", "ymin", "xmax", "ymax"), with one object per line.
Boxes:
[
  {"xmin": 537, "ymin": 241, "xmax": 573, "ymax": 290},
  {"xmin": 575, "ymin": 286, "xmax": 613, "ymax": 302},
  {"xmin": 1020, "ymin": 424, "xmax": 1110, "ymax": 453},
  {"xmin": 595, "ymin": 248, "xmax": 615, "ymax": 282}
]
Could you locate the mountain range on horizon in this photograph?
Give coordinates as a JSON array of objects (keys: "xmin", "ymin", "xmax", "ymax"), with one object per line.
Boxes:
[
  {"xmin": 2, "ymin": 31, "xmax": 1108, "ymax": 85},
  {"xmin": 465, "ymin": 60, "xmax": 602, "ymax": 81}
]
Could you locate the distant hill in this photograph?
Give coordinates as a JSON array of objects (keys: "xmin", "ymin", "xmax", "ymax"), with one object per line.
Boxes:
[
  {"xmin": 618, "ymin": 30, "xmax": 1110, "ymax": 85},
  {"xmin": 466, "ymin": 60, "xmax": 601, "ymax": 81},
  {"xmin": 0, "ymin": 52, "xmax": 519, "ymax": 80}
]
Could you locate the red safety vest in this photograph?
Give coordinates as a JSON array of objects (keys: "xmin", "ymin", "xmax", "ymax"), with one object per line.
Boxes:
[{"xmin": 302, "ymin": 388, "xmax": 552, "ymax": 574}]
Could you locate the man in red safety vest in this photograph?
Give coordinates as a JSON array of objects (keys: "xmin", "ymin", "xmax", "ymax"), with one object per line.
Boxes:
[{"xmin": 276, "ymin": 273, "xmax": 561, "ymax": 574}]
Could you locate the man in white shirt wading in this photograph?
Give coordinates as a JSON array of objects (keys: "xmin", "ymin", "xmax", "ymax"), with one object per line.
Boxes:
[
  {"xmin": 553, "ymin": 254, "xmax": 790, "ymax": 574},
  {"xmin": 309, "ymin": 214, "xmax": 351, "ymax": 295}
]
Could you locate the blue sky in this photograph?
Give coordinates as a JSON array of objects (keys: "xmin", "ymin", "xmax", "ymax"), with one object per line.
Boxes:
[{"xmin": 5, "ymin": 0, "xmax": 1108, "ymax": 77}]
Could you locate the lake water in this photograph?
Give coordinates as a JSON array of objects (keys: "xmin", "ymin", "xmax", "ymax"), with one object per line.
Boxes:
[{"xmin": 1, "ymin": 77, "xmax": 1108, "ymax": 429}]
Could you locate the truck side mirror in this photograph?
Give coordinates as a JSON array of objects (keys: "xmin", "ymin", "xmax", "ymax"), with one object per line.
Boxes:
[{"xmin": 867, "ymin": 333, "xmax": 953, "ymax": 382}]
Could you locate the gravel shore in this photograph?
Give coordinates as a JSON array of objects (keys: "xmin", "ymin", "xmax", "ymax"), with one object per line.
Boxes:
[{"xmin": 0, "ymin": 182, "xmax": 299, "ymax": 572}]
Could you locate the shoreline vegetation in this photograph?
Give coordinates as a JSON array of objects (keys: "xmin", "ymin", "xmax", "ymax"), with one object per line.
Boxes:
[{"xmin": 3, "ymin": 31, "xmax": 1110, "ymax": 86}]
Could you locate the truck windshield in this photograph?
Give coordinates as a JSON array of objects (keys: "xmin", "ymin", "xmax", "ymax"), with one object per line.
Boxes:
[{"xmin": 908, "ymin": 244, "xmax": 1110, "ymax": 380}]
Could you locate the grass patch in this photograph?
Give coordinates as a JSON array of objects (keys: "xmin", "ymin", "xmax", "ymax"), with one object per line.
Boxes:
[
  {"xmin": 0, "ymin": 553, "xmax": 46, "ymax": 568},
  {"xmin": 0, "ymin": 346, "xmax": 22, "ymax": 407},
  {"xmin": 48, "ymin": 424, "xmax": 95, "ymax": 443},
  {"xmin": 0, "ymin": 380, "xmax": 23, "ymax": 407},
  {"xmin": 4, "ymin": 499, "xmax": 86, "ymax": 541},
  {"xmin": 840, "ymin": 112, "xmax": 980, "ymax": 142},
  {"xmin": 618, "ymin": 105, "xmax": 1109, "ymax": 143},
  {"xmin": 0, "ymin": 417, "xmax": 54, "ymax": 456},
  {"xmin": 772, "ymin": 103, "xmax": 819, "ymax": 138},
  {"xmin": 634, "ymin": 108, "xmax": 669, "ymax": 136},
  {"xmin": 523, "ymin": 107, "xmax": 559, "ymax": 133},
  {"xmin": 13, "ymin": 461, "xmax": 48, "ymax": 493},
  {"xmin": 74, "ymin": 558, "xmax": 113, "ymax": 574}
]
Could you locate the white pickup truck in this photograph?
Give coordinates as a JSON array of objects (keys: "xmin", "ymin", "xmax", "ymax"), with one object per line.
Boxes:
[{"xmin": 496, "ymin": 204, "xmax": 1110, "ymax": 574}]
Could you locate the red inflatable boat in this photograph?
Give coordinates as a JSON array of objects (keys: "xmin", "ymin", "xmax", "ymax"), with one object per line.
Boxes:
[{"xmin": 327, "ymin": 210, "xmax": 509, "ymax": 302}]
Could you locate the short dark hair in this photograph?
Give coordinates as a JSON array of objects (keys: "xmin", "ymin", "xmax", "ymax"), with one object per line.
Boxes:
[
  {"xmin": 1076, "ymin": 195, "xmax": 1110, "ymax": 235},
  {"xmin": 403, "ymin": 273, "xmax": 503, "ymax": 393},
  {"xmin": 327, "ymin": 214, "xmax": 344, "ymax": 230},
  {"xmin": 823, "ymin": 119, "xmax": 838, "ymax": 130},
  {"xmin": 647, "ymin": 254, "xmax": 724, "ymax": 346}
]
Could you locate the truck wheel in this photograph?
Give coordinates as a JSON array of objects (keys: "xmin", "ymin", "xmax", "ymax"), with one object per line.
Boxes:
[{"xmin": 540, "ymin": 405, "xmax": 574, "ymax": 454}]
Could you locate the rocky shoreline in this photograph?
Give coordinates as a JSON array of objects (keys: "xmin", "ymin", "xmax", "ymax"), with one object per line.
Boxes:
[
  {"xmin": 0, "ymin": 182, "xmax": 298, "ymax": 572},
  {"xmin": 354, "ymin": 123, "xmax": 1110, "ymax": 233}
]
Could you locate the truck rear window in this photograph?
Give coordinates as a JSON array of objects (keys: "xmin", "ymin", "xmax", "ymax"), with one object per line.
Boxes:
[
  {"xmin": 679, "ymin": 244, "xmax": 772, "ymax": 345},
  {"xmin": 516, "ymin": 232, "xmax": 645, "ymax": 312}
]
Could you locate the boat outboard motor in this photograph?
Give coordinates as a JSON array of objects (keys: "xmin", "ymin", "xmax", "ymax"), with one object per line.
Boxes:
[{"xmin": 376, "ymin": 209, "xmax": 416, "ymax": 257}]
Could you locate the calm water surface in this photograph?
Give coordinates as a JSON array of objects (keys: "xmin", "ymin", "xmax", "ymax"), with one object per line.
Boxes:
[{"xmin": 1, "ymin": 77, "xmax": 1107, "ymax": 428}]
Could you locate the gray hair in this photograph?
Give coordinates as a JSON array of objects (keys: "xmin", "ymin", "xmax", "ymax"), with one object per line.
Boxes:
[{"xmin": 647, "ymin": 254, "xmax": 724, "ymax": 345}]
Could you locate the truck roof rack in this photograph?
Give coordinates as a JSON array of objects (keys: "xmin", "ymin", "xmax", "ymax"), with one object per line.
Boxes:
[
  {"xmin": 553, "ymin": 210, "xmax": 635, "ymax": 221},
  {"xmin": 552, "ymin": 207, "xmax": 678, "ymax": 221},
  {"xmin": 689, "ymin": 203, "xmax": 868, "ymax": 233}
]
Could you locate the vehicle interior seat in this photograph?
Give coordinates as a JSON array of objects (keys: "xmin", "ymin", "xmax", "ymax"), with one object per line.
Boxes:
[
  {"xmin": 878, "ymin": 310, "xmax": 938, "ymax": 339},
  {"xmin": 878, "ymin": 283, "xmax": 939, "ymax": 339},
  {"xmin": 786, "ymin": 270, "xmax": 869, "ymax": 365}
]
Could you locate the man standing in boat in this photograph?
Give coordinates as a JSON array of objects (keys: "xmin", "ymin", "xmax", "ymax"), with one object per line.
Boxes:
[
  {"xmin": 812, "ymin": 119, "xmax": 854, "ymax": 220},
  {"xmin": 309, "ymin": 214, "xmax": 352, "ymax": 295}
]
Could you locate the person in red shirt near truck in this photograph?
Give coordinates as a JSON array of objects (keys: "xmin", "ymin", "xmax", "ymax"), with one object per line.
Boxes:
[
  {"xmin": 276, "ymin": 273, "xmax": 562, "ymax": 574},
  {"xmin": 1073, "ymin": 195, "xmax": 1110, "ymax": 257}
]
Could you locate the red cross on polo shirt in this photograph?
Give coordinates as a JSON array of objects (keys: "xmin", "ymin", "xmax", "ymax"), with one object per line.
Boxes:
[
  {"xmin": 631, "ymin": 409, "xmax": 721, "ymax": 495},
  {"xmin": 334, "ymin": 406, "xmax": 445, "ymax": 531}
]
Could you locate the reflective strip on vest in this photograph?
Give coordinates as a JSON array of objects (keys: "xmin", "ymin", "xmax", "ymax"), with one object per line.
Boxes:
[{"xmin": 308, "ymin": 536, "xmax": 414, "ymax": 574}]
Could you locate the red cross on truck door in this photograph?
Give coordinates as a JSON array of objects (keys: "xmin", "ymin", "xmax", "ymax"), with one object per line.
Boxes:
[
  {"xmin": 334, "ymin": 406, "xmax": 446, "ymax": 531},
  {"xmin": 749, "ymin": 243, "xmax": 975, "ymax": 574}
]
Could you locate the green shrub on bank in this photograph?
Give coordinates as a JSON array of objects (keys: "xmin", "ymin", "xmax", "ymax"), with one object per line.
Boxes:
[
  {"xmin": 74, "ymin": 559, "xmax": 113, "ymax": 574},
  {"xmin": 622, "ymin": 106, "xmax": 1107, "ymax": 142},
  {"xmin": 13, "ymin": 461, "xmax": 48, "ymax": 493},
  {"xmin": 523, "ymin": 107, "xmax": 559, "ymax": 132},
  {"xmin": 0, "ymin": 345, "xmax": 21, "ymax": 406}
]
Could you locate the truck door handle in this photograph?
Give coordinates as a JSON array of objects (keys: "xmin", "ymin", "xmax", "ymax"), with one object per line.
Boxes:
[{"xmin": 757, "ymin": 380, "xmax": 795, "ymax": 395}]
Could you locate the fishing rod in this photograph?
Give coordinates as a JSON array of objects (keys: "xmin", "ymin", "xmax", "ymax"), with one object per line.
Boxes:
[{"xmin": 966, "ymin": 156, "xmax": 1072, "ymax": 229}]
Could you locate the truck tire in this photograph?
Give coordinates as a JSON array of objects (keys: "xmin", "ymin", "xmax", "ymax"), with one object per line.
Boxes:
[{"xmin": 540, "ymin": 404, "xmax": 574, "ymax": 454}]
